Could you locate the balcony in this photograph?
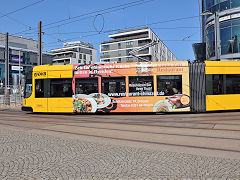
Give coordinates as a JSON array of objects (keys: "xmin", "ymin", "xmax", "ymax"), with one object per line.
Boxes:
[
  {"xmin": 100, "ymin": 55, "xmax": 110, "ymax": 59},
  {"xmin": 101, "ymin": 47, "xmax": 110, "ymax": 51},
  {"xmin": 126, "ymin": 45, "xmax": 133, "ymax": 48},
  {"xmin": 53, "ymin": 54, "xmax": 73, "ymax": 59},
  {"xmin": 138, "ymin": 50, "xmax": 149, "ymax": 55},
  {"xmin": 102, "ymin": 34, "xmax": 149, "ymax": 44},
  {"xmin": 138, "ymin": 40, "xmax": 151, "ymax": 47}
]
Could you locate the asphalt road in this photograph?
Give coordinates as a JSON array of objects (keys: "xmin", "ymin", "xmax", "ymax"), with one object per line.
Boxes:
[{"xmin": 0, "ymin": 110, "xmax": 240, "ymax": 179}]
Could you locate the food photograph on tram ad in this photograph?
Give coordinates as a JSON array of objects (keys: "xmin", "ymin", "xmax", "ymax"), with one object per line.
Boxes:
[{"xmin": 72, "ymin": 62, "xmax": 190, "ymax": 113}]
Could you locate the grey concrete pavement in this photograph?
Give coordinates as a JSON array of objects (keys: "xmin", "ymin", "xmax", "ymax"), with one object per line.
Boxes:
[
  {"xmin": 0, "ymin": 111, "xmax": 240, "ymax": 179},
  {"xmin": 0, "ymin": 127, "xmax": 240, "ymax": 180}
]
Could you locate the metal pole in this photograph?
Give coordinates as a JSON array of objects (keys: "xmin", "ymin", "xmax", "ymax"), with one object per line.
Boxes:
[
  {"xmin": 214, "ymin": 12, "xmax": 220, "ymax": 60},
  {"xmin": 19, "ymin": 50, "xmax": 21, "ymax": 104},
  {"xmin": 5, "ymin": 32, "xmax": 10, "ymax": 105},
  {"xmin": 38, "ymin": 21, "xmax": 42, "ymax": 65},
  {"xmin": 201, "ymin": 0, "xmax": 205, "ymax": 43}
]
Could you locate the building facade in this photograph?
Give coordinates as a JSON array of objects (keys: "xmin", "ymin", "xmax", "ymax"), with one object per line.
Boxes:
[
  {"xmin": 51, "ymin": 41, "xmax": 97, "ymax": 65},
  {"xmin": 0, "ymin": 33, "xmax": 52, "ymax": 85},
  {"xmin": 204, "ymin": 0, "xmax": 240, "ymax": 60},
  {"xmin": 100, "ymin": 27, "xmax": 177, "ymax": 63}
]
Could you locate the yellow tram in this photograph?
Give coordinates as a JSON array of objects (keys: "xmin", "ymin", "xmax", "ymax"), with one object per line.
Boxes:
[{"xmin": 22, "ymin": 61, "xmax": 240, "ymax": 113}]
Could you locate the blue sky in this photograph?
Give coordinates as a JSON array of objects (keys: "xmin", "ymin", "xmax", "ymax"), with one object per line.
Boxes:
[{"xmin": 0, "ymin": 0, "xmax": 201, "ymax": 61}]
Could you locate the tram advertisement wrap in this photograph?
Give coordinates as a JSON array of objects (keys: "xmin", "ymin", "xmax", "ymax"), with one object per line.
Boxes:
[{"xmin": 72, "ymin": 62, "xmax": 190, "ymax": 113}]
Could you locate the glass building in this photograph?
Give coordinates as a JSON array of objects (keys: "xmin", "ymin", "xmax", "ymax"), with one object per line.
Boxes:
[{"xmin": 204, "ymin": 0, "xmax": 240, "ymax": 60}]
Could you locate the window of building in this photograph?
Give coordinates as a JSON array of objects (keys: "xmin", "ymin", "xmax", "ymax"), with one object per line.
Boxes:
[
  {"xmin": 78, "ymin": 60, "xmax": 82, "ymax": 63},
  {"xmin": 205, "ymin": 0, "xmax": 239, "ymax": 13},
  {"xmin": 83, "ymin": 60, "xmax": 86, "ymax": 64},
  {"xmin": 126, "ymin": 41, "xmax": 133, "ymax": 46},
  {"xmin": 126, "ymin": 49, "xmax": 133, "ymax": 55},
  {"xmin": 118, "ymin": 50, "xmax": 121, "ymax": 56},
  {"xmin": 90, "ymin": 56, "xmax": 92, "ymax": 61},
  {"xmin": 79, "ymin": 54, "xmax": 82, "ymax": 59},
  {"xmin": 83, "ymin": 54, "xmax": 86, "ymax": 60},
  {"xmin": 75, "ymin": 78, "xmax": 98, "ymax": 94},
  {"xmin": 35, "ymin": 79, "xmax": 44, "ymax": 98},
  {"xmin": 50, "ymin": 79, "xmax": 72, "ymax": 97},
  {"xmin": 140, "ymin": 48, "xmax": 149, "ymax": 52},
  {"xmin": 102, "ymin": 77, "xmax": 126, "ymax": 97},
  {"xmin": 126, "ymin": 57, "xmax": 133, "ymax": 61},
  {"xmin": 118, "ymin": 43, "xmax": 121, "ymax": 48},
  {"xmin": 103, "ymin": 52, "xmax": 109, "ymax": 56},
  {"xmin": 118, "ymin": 58, "xmax": 121, "ymax": 63},
  {"xmin": 103, "ymin": 59, "xmax": 110, "ymax": 62},
  {"xmin": 232, "ymin": 0, "xmax": 240, "ymax": 8},
  {"xmin": 232, "ymin": 19, "xmax": 240, "ymax": 54},
  {"xmin": 103, "ymin": 45, "xmax": 109, "ymax": 49},
  {"xmin": 220, "ymin": 0, "xmax": 230, "ymax": 11},
  {"xmin": 220, "ymin": 21, "xmax": 231, "ymax": 55},
  {"xmin": 157, "ymin": 75, "xmax": 182, "ymax": 96},
  {"xmin": 129, "ymin": 76, "xmax": 153, "ymax": 96},
  {"xmin": 206, "ymin": 25, "xmax": 215, "ymax": 58}
]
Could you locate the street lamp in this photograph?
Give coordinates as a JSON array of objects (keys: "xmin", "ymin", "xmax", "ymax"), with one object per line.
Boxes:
[{"xmin": 201, "ymin": 10, "xmax": 213, "ymax": 16}]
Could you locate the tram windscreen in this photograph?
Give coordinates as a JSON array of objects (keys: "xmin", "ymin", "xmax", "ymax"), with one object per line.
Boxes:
[{"xmin": 24, "ymin": 71, "xmax": 32, "ymax": 98}]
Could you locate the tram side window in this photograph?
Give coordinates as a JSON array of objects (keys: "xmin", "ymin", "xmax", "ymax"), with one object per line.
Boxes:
[
  {"xmin": 226, "ymin": 75, "xmax": 240, "ymax": 94},
  {"xmin": 35, "ymin": 79, "xmax": 44, "ymax": 98},
  {"xmin": 75, "ymin": 78, "xmax": 98, "ymax": 94},
  {"xmin": 129, "ymin": 76, "xmax": 154, "ymax": 96},
  {"xmin": 206, "ymin": 75, "xmax": 224, "ymax": 95},
  {"xmin": 24, "ymin": 71, "xmax": 32, "ymax": 98},
  {"xmin": 50, "ymin": 79, "xmax": 72, "ymax": 97},
  {"xmin": 157, "ymin": 75, "xmax": 182, "ymax": 96},
  {"xmin": 102, "ymin": 77, "xmax": 126, "ymax": 97}
]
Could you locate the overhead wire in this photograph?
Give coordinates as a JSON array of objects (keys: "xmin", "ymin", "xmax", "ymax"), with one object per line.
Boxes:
[
  {"xmin": 0, "ymin": 11, "xmax": 32, "ymax": 29},
  {"xmin": 43, "ymin": 15, "xmax": 200, "ymax": 47},
  {"xmin": 11, "ymin": 0, "xmax": 154, "ymax": 36},
  {"xmin": 44, "ymin": 26, "xmax": 200, "ymax": 35},
  {"xmin": 43, "ymin": 0, "xmax": 155, "ymax": 31},
  {"xmin": 0, "ymin": 0, "xmax": 45, "ymax": 19}
]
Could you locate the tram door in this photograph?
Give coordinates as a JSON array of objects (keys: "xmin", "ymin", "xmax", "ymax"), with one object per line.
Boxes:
[
  {"xmin": 34, "ymin": 78, "xmax": 48, "ymax": 112},
  {"xmin": 47, "ymin": 78, "xmax": 73, "ymax": 113},
  {"xmin": 47, "ymin": 70, "xmax": 73, "ymax": 113}
]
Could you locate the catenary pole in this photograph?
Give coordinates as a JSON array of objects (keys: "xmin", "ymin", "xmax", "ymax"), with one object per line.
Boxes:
[
  {"xmin": 214, "ymin": 12, "xmax": 220, "ymax": 60},
  {"xmin": 201, "ymin": 0, "xmax": 205, "ymax": 43},
  {"xmin": 38, "ymin": 21, "xmax": 42, "ymax": 65},
  {"xmin": 19, "ymin": 50, "xmax": 21, "ymax": 103},
  {"xmin": 5, "ymin": 32, "xmax": 9, "ymax": 105}
]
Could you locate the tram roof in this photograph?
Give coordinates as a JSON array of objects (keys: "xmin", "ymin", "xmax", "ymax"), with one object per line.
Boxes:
[
  {"xmin": 33, "ymin": 61, "xmax": 189, "ymax": 72},
  {"xmin": 205, "ymin": 61, "xmax": 240, "ymax": 67},
  {"xmin": 33, "ymin": 64, "xmax": 73, "ymax": 72}
]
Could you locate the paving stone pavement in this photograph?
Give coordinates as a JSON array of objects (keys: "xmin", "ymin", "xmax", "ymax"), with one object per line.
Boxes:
[{"xmin": 0, "ymin": 127, "xmax": 240, "ymax": 180}]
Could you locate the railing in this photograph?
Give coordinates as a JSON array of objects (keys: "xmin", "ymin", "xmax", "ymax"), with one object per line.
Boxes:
[
  {"xmin": 126, "ymin": 45, "xmax": 133, "ymax": 48},
  {"xmin": 100, "ymin": 55, "xmax": 110, "ymax": 59},
  {"xmin": 138, "ymin": 50, "xmax": 149, "ymax": 54},
  {"xmin": 53, "ymin": 55, "xmax": 72, "ymax": 59},
  {"xmin": 0, "ymin": 86, "xmax": 23, "ymax": 110},
  {"xmin": 102, "ymin": 34, "xmax": 149, "ymax": 44},
  {"xmin": 101, "ymin": 47, "xmax": 110, "ymax": 51},
  {"xmin": 138, "ymin": 42, "xmax": 149, "ymax": 47}
]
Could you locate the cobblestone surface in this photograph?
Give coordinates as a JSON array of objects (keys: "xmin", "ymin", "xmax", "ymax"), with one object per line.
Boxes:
[{"xmin": 0, "ymin": 127, "xmax": 239, "ymax": 180}]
